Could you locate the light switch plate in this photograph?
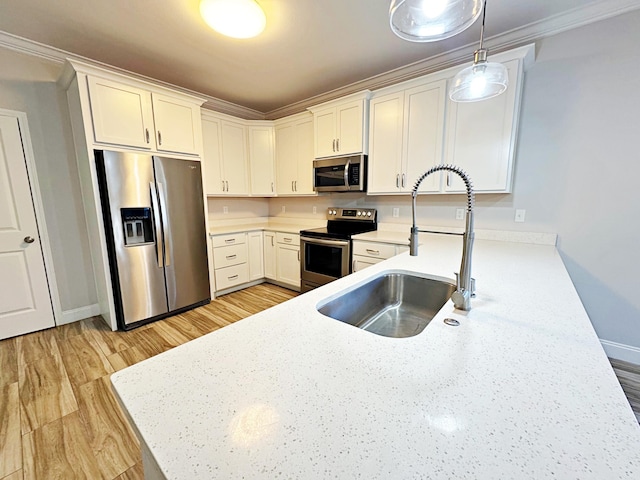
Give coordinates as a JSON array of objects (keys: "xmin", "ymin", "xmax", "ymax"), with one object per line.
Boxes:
[
  {"xmin": 455, "ymin": 208, "xmax": 464, "ymax": 220},
  {"xmin": 392, "ymin": 208, "xmax": 399, "ymax": 218},
  {"xmin": 223, "ymin": 206, "xmax": 228, "ymax": 214},
  {"xmin": 515, "ymin": 209, "xmax": 526, "ymax": 223}
]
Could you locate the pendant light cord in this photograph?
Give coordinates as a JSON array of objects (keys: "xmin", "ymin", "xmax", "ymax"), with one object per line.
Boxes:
[{"xmin": 478, "ymin": 0, "xmax": 487, "ymax": 50}]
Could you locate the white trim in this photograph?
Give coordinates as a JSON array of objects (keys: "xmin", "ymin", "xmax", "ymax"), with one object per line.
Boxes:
[
  {"xmin": 0, "ymin": 109, "xmax": 63, "ymax": 326},
  {"xmin": 601, "ymin": 339, "xmax": 640, "ymax": 366},
  {"xmin": 59, "ymin": 303, "xmax": 101, "ymax": 326}
]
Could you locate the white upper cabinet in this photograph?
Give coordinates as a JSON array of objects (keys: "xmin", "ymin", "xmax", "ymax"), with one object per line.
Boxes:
[
  {"xmin": 443, "ymin": 58, "xmax": 523, "ymax": 193},
  {"xmin": 202, "ymin": 113, "xmax": 249, "ymax": 196},
  {"xmin": 308, "ymin": 91, "xmax": 371, "ymax": 159},
  {"xmin": 248, "ymin": 124, "xmax": 276, "ymax": 196},
  {"xmin": 86, "ymin": 75, "xmax": 201, "ymax": 155},
  {"xmin": 367, "ymin": 78, "xmax": 447, "ymax": 194},
  {"xmin": 275, "ymin": 112, "xmax": 315, "ymax": 196}
]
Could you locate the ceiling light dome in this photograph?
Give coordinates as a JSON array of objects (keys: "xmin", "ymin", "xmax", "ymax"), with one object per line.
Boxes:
[
  {"xmin": 389, "ymin": 0, "xmax": 484, "ymax": 42},
  {"xmin": 200, "ymin": 0, "xmax": 266, "ymax": 39}
]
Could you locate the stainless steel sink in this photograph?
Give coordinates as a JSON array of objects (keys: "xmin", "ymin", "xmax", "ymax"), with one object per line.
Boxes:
[{"xmin": 318, "ymin": 272, "xmax": 455, "ymax": 338}]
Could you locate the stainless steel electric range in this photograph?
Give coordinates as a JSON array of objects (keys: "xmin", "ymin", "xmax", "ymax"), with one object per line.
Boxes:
[{"xmin": 299, "ymin": 208, "xmax": 377, "ymax": 292}]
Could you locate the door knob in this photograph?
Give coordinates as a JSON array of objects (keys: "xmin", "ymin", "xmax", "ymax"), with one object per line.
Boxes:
[{"xmin": 24, "ymin": 236, "xmax": 35, "ymax": 244}]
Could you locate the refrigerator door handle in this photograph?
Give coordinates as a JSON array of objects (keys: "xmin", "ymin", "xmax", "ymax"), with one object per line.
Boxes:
[
  {"xmin": 156, "ymin": 182, "xmax": 171, "ymax": 266},
  {"xmin": 150, "ymin": 182, "xmax": 164, "ymax": 268}
]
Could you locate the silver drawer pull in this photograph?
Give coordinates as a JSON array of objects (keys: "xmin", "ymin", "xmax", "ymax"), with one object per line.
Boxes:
[
  {"xmin": 225, "ymin": 239, "xmax": 236, "ymax": 243},
  {"xmin": 228, "ymin": 275, "xmax": 239, "ymax": 280},
  {"xmin": 226, "ymin": 254, "xmax": 237, "ymax": 259},
  {"xmin": 284, "ymin": 238, "xmax": 292, "ymax": 242},
  {"xmin": 366, "ymin": 249, "xmax": 380, "ymax": 255}
]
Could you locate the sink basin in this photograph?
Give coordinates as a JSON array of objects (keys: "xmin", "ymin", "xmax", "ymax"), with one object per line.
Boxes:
[{"xmin": 318, "ymin": 272, "xmax": 455, "ymax": 338}]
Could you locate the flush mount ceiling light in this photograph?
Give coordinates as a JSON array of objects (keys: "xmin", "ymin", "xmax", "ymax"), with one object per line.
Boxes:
[
  {"xmin": 200, "ymin": 0, "xmax": 266, "ymax": 39},
  {"xmin": 449, "ymin": 0, "xmax": 508, "ymax": 102},
  {"xmin": 389, "ymin": 0, "xmax": 484, "ymax": 42}
]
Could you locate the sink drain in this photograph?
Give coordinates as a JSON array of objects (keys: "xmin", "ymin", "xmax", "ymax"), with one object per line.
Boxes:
[{"xmin": 443, "ymin": 318, "xmax": 460, "ymax": 326}]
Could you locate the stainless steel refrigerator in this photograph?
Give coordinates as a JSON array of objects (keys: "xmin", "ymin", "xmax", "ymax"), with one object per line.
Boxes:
[{"xmin": 96, "ymin": 150, "xmax": 210, "ymax": 330}]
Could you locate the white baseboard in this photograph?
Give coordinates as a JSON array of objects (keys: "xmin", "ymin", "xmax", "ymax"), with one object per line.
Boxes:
[
  {"xmin": 59, "ymin": 303, "xmax": 101, "ymax": 326},
  {"xmin": 601, "ymin": 339, "xmax": 640, "ymax": 365}
]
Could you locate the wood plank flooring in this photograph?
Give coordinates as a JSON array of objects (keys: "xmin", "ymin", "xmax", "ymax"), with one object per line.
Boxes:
[
  {"xmin": 1, "ymin": 282, "xmax": 639, "ymax": 479},
  {"xmin": 0, "ymin": 283, "xmax": 297, "ymax": 480}
]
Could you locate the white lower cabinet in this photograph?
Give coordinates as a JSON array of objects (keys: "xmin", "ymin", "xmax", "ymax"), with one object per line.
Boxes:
[
  {"xmin": 211, "ymin": 233, "xmax": 249, "ymax": 292},
  {"xmin": 248, "ymin": 231, "xmax": 264, "ymax": 281},
  {"xmin": 352, "ymin": 240, "xmax": 409, "ymax": 272},
  {"xmin": 275, "ymin": 233, "xmax": 300, "ymax": 289},
  {"xmin": 263, "ymin": 232, "xmax": 277, "ymax": 280}
]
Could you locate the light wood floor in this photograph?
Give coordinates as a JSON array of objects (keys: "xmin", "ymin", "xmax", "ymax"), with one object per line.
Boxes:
[
  {"xmin": 2, "ymin": 283, "xmax": 640, "ymax": 480},
  {"xmin": 0, "ymin": 283, "xmax": 297, "ymax": 480}
]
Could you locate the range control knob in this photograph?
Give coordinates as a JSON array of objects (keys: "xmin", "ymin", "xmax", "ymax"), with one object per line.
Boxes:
[
  {"xmin": 367, "ymin": 212, "xmax": 372, "ymax": 217},
  {"xmin": 357, "ymin": 211, "xmax": 361, "ymax": 216}
]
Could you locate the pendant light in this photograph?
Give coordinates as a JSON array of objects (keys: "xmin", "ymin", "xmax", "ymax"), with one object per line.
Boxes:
[
  {"xmin": 200, "ymin": 0, "xmax": 266, "ymax": 39},
  {"xmin": 449, "ymin": 0, "xmax": 508, "ymax": 102},
  {"xmin": 389, "ymin": 0, "xmax": 484, "ymax": 42}
]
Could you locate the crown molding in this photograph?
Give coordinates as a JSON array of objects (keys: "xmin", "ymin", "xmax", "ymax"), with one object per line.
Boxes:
[
  {"xmin": 1, "ymin": 0, "xmax": 639, "ymax": 120},
  {"xmin": 264, "ymin": 0, "xmax": 640, "ymax": 119}
]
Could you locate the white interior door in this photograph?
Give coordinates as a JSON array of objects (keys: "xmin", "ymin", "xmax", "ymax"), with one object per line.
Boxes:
[{"xmin": 0, "ymin": 115, "xmax": 55, "ymax": 340}]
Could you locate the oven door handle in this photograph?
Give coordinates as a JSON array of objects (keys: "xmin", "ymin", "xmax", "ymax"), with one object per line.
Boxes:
[{"xmin": 301, "ymin": 236, "xmax": 350, "ymax": 247}]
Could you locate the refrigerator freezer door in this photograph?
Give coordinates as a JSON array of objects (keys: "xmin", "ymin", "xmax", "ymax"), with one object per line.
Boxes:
[
  {"xmin": 97, "ymin": 151, "xmax": 170, "ymax": 325},
  {"xmin": 153, "ymin": 156, "xmax": 210, "ymax": 311}
]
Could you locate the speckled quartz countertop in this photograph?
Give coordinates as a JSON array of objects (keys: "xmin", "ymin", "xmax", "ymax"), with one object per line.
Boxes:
[
  {"xmin": 208, "ymin": 219, "xmax": 324, "ymax": 236},
  {"xmin": 111, "ymin": 235, "xmax": 640, "ymax": 479}
]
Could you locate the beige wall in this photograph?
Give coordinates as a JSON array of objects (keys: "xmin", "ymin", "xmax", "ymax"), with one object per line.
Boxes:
[{"xmin": 0, "ymin": 48, "xmax": 96, "ymax": 311}]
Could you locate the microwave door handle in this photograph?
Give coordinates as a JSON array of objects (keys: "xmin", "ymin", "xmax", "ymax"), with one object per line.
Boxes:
[{"xmin": 344, "ymin": 160, "xmax": 350, "ymax": 189}]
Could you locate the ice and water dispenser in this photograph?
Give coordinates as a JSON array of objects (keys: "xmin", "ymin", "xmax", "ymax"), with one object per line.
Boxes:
[{"xmin": 121, "ymin": 208, "xmax": 154, "ymax": 246}]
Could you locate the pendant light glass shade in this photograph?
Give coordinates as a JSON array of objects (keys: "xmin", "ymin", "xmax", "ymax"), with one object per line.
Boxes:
[
  {"xmin": 449, "ymin": 50, "xmax": 508, "ymax": 102},
  {"xmin": 448, "ymin": 0, "xmax": 508, "ymax": 102},
  {"xmin": 389, "ymin": 0, "xmax": 484, "ymax": 42},
  {"xmin": 200, "ymin": 0, "xmax": 266, "ymax": 39}
]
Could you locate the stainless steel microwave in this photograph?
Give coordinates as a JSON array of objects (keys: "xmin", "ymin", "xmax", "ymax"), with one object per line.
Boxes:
[{"xmin": 313, "ymin": 155, "xmax": 367, "ymax": 192}]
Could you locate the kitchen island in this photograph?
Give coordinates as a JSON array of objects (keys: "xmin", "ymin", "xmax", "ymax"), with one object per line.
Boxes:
[{"xmin": 110, "ymin": 234, "xmax": 640, "ymax": 479}]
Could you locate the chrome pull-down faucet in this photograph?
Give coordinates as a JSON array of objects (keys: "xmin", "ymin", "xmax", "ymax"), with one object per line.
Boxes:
[{"xmin": 409, "ymin": 165, "xmax": 476, "ymax": 311}]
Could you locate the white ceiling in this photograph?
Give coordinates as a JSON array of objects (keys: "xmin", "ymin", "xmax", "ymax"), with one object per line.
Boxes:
[{"xmin": 0, "ymin": 0, "xmax": 637, "ymax": 117}]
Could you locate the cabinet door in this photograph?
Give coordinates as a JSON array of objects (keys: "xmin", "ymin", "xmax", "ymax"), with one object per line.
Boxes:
[
  {"xmin": 314, "ymin": 108, "xmax": 336, "ymax": 158},
  {"xmin": 353, "ymin": 255, "xmax": 384, "ymax": 272},
  {"xmin": 87, "ymin": 76, "xmax": 154, "ymax": 149},
  {"xmin": 276, "ymin": 244, "xmax": 300, "ymax": 288},
  {"xmin": 295, "ymin": 116, "xmax": 315, "ymax": 195},
  {"xmin": 337, "ymin": 101, "xmax": 364, "ymax": 155},
  {"xmin": 201, "ymin": 117, "xmax": 224, "ymax": 195},
  {"xmin": 221, "ymin": 121, "xmax": 249, "ymax": 195},
  {"xmin": 263, "ymin": 232, "xmax": 277, "ymax": 280},
  {"xmin": 248, "ymin": 231, "xmax": 264, "ymax": 281},
  {"xmin": 367, "ymin": 92, "xmax": 404, "ymax": 194},
  {"xmin": 403, "ymin": 79, "xmax": 447, "ymax": 193},
  {"xmin": 248, "ymin": 126, "xmax": 276, "ymax": 196},
  {"xmin": 151, "ymin": 93, "xmax": 200, "ymax": 155},
  {"xmin": 275, "ymin": 123, "xmax": 296, "ymax": 195},
  {"xmin": 444, "ymin": 59, "xmax": 521, "ymax": 193}
]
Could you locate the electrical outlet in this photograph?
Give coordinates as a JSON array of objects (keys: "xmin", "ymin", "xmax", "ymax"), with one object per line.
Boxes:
[
  {"xmin": 281, "ymin": 206, "xmax": 286, "ymax": 213},
  {"xmin": 223, "ymin": 206, "xmax": 228, "ymax": 214},
  {"xmin": 392, "ymin": 207, "xmax": 399, "ymax": 218},
  {"xmin": 455, "ymin": 208, "xmax": 464, "ymax": 220},
  {"xmin": 313, "ymin": 206, "xmax": 317, "ymax": 214},
  {"xmin": 515, "ymin": 209, "xmax": 526, "ymax": 223}
]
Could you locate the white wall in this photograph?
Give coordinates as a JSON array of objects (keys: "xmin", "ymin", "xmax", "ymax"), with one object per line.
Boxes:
[
  {"xmin": 0, "ymin": 49, "xmax": 96, "ymax": 312},
  {"xmin": 268, "ymin": 11, "xmax": 640, "ymax": 355}
]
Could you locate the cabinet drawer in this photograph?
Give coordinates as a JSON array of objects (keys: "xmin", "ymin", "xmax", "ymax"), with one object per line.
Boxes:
[
  {"xmin": 213, "ymin": 243, "xmax": 247, "ymax": 269},
  {"xmin": 276, "ymin": 232, "xmax": 299, "ymax": 245},
  {"xmin": 352, "ymin": 242, "xmax": 396, "ymax": 259},
  {"xmin": 212, "ymin": 233, "xmax": 247, "ymax": 248},
  {"xmin": 214, "ymin": 263, "xmax": 249, "ymax": 290}
]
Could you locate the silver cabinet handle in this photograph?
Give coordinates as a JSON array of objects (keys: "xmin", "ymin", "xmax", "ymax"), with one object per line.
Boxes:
[
  {"xmin": 291, "ymin": 180, "xmax": 294, "ymax": 192},
  {"xmin": 24, "ymin": 236, "xmax": 35, "ymax": 244},
  {"xmin": 271, "ymin": 236, "xmax": 274, "ymax": 246},
  {"xmin": 222, "ymin": 180, "xmax": 226, "ymax": 192},
  {"xmin": 228, "ymin": 274, "xmax": 239, "ymax": 280},
  {"xmin": 396, "ymin": 174, "xmax": 400, "ymax": 188},
  {"xmin": 402, "ymin": 173, "xmax": 406, "ymax": 188},
  {"xmin": 336, "ymin": 138, "xmax": 340, "ymax": 151},
  {"xmin": 158, "ymin": 130, "xmax": 162, "ymax": 146},
  {"xmin": 145, "ymin": 128, "xmax": 150, "ymax": 144},
  {"xmin": 225, "ymin": 238, "xmax": 236, "ymax": 243},
  {"xmin": 366, "ymin": 249, "xmax": 380, "ymax": 255},
  {"xmin": 225, "ymin": 180, "xmax": 229, "ymax": 191},
  {"xmin": 271, "ymin": 182, "xmax": 274, "ymax": 192},
  {"xmin": 226, "ymin": 254, "xmax": 237, "ymax": 259},
  {"xmin": 283, "ymin": 237, "xmax": 292, "ymax": 242},
  {"xmin": 446, "ymin": 172, "xmax": 451, "ymax": 187},
  {"xmin": 332, "ymin": 139, "xmax": 336, "ymax": 152},
  {"xmin": 294, "ymin": 180, "xmax": 297, "ymax": 191}
]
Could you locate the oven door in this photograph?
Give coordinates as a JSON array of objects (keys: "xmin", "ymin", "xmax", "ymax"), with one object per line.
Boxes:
[{"xmin": 300, "ymin": 236, "xmax": 350, "ymax": 292}]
